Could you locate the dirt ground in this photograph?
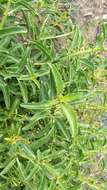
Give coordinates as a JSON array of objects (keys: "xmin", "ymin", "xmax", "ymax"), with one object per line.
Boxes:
[{"xmin": 71, "ymin": 0, "xmax": 107, "ymax": 42}]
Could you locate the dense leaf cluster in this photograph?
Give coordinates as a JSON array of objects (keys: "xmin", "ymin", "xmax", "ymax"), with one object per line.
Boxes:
[{"xmin": 0, "ymin": 0, "xmax": 107, "ymax": 190}]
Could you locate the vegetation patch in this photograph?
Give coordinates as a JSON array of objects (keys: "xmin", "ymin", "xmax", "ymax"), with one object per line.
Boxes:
[{"xmin": 0, "ymin": 1, "xmax": 107, "ymax": 189}]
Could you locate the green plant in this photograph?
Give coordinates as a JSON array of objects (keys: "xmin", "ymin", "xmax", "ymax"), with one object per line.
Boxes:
[{"xmin": 0, "ymin": 0, "xmax": 107, "ymax": 190}]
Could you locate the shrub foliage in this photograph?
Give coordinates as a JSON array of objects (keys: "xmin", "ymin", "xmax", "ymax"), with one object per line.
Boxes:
[{"xmin": 0, "ymin": 1, "xmax": 107, "ymax": 190}]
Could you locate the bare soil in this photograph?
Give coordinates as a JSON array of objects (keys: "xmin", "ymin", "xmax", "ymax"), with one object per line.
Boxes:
[{"xmin": 71, "ymin": 0, "xmax": 107, "ymax": 42}]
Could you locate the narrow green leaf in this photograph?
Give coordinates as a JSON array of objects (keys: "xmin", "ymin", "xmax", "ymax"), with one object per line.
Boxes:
[
  {"xmin": 102, "ymin": 22, "xmax": 107, "ymax": 39},
  {"xmin": 0, "ymin": 80, "xmax": 10, "ymax": 110},
  {"xmin": 20, "ymin": 100, "xmax": 56, "ymax": 110},
  {"xmin": 21, "ymin": 144, "xmax": 35, "ymax": 159},
  {"xmin": 10, "ymin": 98, "xmax": 20, "ymax": 115},
  {"xmin": 0, "ymin": 159, "xmax": 16, "ymax": 175},
  {"xmin": 38, "ymin": 175, "xmax": 46, "ymax": 190},
  {"xmin": 18, "ymin": 80, "xmax": 28, "ymax": 103},
  {"xmin": 16, "ymin": 157, "xmax": 33, "ymax": 190},
  {"xmin": 59, "ymin": 93, "xmax": 83, "ymax": 103},
  {"xmin": 0, "ymin": 36, "xmax": 10, "ymax": 48},
  {"xmin": 49, "ymin": 180, "xmax": 56, "ymax": 190},
  {"xmin": 55, "ymin": 119, "xmax": 70, "ymax": 141},
  {"xmin": 17, "ymin": 48, "xmax": 29, "ymax": 73},
  {"xmin": 48, "ymin": 63, "xmax": 64, "ymax": 95},
  {"xmin": 72, "ymin": 25, "xmax": 83, "ymax": 49},
  {"xmin": 16, "ymin": 157, "xmax": 25, "ymax": 179},
  {"xmin": 26, "ymin": 165, "xmax": 39, "ymax": 181},
  {"xmin": 0, "ymin": 27, "xmax": 27, "ymax": 38},
  {"xmin": 18, "ymin": 0, "xmax": 38, "ymax": 15},
  {"xmin": 61, "ymin": 103, "xmax": 78, "ymax": 137}
]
